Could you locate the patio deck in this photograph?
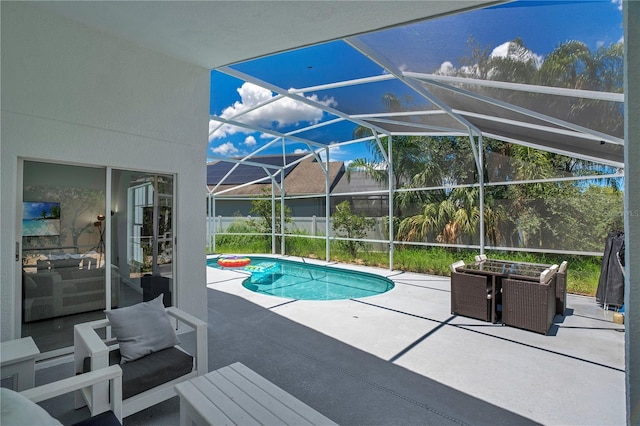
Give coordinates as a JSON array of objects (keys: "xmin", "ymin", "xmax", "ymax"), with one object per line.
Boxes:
[{"xmin": 36, "ymin": 256, "xmax": 625, "ymax": 425}]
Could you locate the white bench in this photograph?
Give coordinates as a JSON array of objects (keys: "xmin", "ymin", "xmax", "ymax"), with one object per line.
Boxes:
[{"xmin": 174, "ymin": 362, "xmax": 337, "ymax": 425}]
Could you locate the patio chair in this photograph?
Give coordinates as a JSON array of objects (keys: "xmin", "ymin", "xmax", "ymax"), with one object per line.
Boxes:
[
  {"xmin": 73, "ymin": 295, "xmax": 207, "ymax": 419},
  {"xmin": 502, "ymin": 265, "xmax": 557, "ymax": 335},
  {"xmin": 1, "ymin": 365, "xmax": 123, "ymax": 425},
  {"xmin": 450, "ymin": 260, "xmax": 493, "ymax": 322}
]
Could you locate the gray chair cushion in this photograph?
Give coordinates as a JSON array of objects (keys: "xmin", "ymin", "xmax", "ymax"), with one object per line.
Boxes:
[{"xmin": 84, "ymin": 347, "xmax": 194, "ymax": 400}]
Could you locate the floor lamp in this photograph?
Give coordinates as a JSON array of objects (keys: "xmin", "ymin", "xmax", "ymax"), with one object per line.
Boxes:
[{"xmin": 94, "ymin": 214, "xmax": 105, "ymax": 268}]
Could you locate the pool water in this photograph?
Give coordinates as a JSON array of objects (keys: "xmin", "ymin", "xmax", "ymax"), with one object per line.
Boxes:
[{"xmin": 208, "ymin": 256, "xmax": 394, "ymax": 301}]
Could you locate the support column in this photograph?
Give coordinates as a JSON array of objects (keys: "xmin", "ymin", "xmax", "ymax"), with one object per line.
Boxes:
[
  {"xmin": 271, "ymin": 178, "xmax": 276, "ymax": 255},
  {"xmin": 478, "ymin": 135, "xmax": 485, "ymax": 254},
  {"xmin": 325, "ymin": 146, "xmax": 331, "ymax": 262},
  {"xmin": 468, "ymin": 130, "xmax": 485, "ymax": 254},
  {"xmin": 280, "ymin": 175, "xmax": 285, "ymax": 256},
  {"xmin": 388, "ymin": 136, "xmax": 394, "ymax": 270},
  {"xmin": 624, "ymin": 1, "xmax": 639, "ymax": 423}
]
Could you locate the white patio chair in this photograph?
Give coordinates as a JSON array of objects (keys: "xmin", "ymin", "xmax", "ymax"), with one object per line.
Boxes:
[
  {"xmin": 74, "ymin": 298, "xmax": 207, "ymax": 419},
  {"xmin": 1, "ymin": 365, "xmax": 122, "ymax": 425}
]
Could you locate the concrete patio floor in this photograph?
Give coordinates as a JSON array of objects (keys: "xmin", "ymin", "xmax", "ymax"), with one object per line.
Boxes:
[
  {"xmin": 36, "ymin": 255, "xmax": 625, "ymax": 425},
  {"xmin": 199, "ymin": 255, "xmax": 625, "ymax": 426}
]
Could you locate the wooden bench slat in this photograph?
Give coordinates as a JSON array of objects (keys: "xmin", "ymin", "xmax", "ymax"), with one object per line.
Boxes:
[
  {"xmin": 226, "ymin": 363, "xmax": 337, "ymax": 425},
  {"xmin": 215, "ymin": 366, "xmax": 313, "ymax": 426},
  {"xmin": 175, "ymin": 380, "xmax": 235, "ymax": 425},
  {"xmin": 175, "ymin": 362, "xmax": 338, "ymax": 426},
  {"xmin": 196, "ymin": 372, "xmax": 279, "ymax": 425}
]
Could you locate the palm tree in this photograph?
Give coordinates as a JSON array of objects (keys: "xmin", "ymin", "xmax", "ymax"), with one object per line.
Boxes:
[{"xmin": 397, "ymin": 187, "xmax": 481, "ymax": 245}]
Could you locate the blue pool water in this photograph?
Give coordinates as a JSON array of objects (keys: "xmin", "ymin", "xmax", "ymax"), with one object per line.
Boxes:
[{"xmin": 207, "ymin": 256, "xmax": 394, "ymax": 301}]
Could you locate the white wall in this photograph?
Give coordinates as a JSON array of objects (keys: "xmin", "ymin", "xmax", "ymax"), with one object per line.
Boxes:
[{"xmin": 1, "ymin": 2, "xmax": 210, "ymax": 340}]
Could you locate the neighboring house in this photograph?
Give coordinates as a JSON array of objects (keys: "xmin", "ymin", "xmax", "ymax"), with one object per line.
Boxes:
[
  {"xmin": 208, "ymin": 155, "xmax": 346, "ymax": 217},
  {"xmin": 207, "ymin": 155, "xmax": 392, "ymax": 218}
]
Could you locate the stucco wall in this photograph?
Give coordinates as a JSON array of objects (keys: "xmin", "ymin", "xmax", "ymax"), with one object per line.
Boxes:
[
  {"xmin": 1, "ymin": 2, "xmax": 209, "ymax": 340},
  {"xmin": 624, "ymin": 1, "xmax": 640, "ymax": 422}
]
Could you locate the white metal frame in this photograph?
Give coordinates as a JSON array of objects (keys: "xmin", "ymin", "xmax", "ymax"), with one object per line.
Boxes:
[
  {"xmin": 205, "ymin": 30, "xmax": 624, "ymax": 264},
  {"xmin": 20, "ymin": 365, "xmax": 123, "ymax": 424}
]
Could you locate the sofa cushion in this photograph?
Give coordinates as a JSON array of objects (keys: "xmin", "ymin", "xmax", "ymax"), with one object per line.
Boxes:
[
  {"xmin": 105, "ymin": 294, "xmax": 179, "ymax": 363},
  {"xmin": 83, "ymin": 348, "xmax": 194, "ymax": 400},
  {"xmin": 70, "ymin": 268, "xmax": 103, "ymax": 280},
  {"xmin": 1, "ymin": 388, "xmax": 63, "ymax": 426}
]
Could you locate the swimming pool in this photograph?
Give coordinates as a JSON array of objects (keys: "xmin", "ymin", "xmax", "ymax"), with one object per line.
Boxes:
[{"xmin": 207, "ymin": 256, "xmax": 394, "ymax": 301}]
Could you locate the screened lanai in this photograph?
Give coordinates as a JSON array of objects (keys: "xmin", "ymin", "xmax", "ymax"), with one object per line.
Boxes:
[{"xmin": 206, "ymin": 0, "xmax": 625, "ymax": 265}]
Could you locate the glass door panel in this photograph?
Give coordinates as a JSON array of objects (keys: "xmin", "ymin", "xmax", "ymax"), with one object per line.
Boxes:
[
  {"xmin": 111, "ymin": 171, "xmax": 174, "ymax": 308},
  {"xmin": 21, "ymin": 161, "xmax": 107, "ymax": 353}
]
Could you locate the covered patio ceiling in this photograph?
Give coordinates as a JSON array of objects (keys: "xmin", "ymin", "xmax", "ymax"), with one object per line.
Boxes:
[{"xmin": 208, "ymin": 1, "xmax": 624, "ymax": 178}]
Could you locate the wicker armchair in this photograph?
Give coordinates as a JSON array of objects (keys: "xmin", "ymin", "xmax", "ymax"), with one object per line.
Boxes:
[
  {"xmin": 450, "ymin": 261, "xmax": 493, "ymax": 322},
  {"xmin": 502, "ymin": 267, "xmax": 557, "ymax": 335}
]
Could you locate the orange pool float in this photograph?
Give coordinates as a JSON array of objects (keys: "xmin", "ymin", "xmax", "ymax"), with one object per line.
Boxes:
[{"xmin": 217, "ymin": 255, "xmax": 251, "ymax": 268}]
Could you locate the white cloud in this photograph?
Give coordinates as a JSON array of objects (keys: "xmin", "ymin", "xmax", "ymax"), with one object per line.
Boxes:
[
  {"xmin": 210, "ymin": 82, "xmax": 337, "ymax": 140},
  {"xmin": 490, "ymin": 41, "xmax": 543, "ymax": 69},
  {"xmin": 612, "ymin": 0, "xmax": 622, "ymax": 11},
  {"xmin": 293, "ymin": 148, "xmax": 310, "ymax": 154},
  {"xmin": 436, "ymin": 61, "xmax": 456, "ymax": 76},
  {"xmin": 211, "ymin": 142, "xmax": 239, "ymax": 156},
  {"xmin": 244, "ymin": 136, "xmax": 257, "ymax": 147},
  {"xmin": 441, "ymin": 41, "xmax": 544, "ymax": 78}
]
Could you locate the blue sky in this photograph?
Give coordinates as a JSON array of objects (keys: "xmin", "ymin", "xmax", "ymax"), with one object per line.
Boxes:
[{"xmin": 208, "ymin": 0, "xmax": 623, "ymax": 166}]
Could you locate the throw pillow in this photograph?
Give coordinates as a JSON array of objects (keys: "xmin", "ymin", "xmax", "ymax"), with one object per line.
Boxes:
[{"xmin": 105, "ymin": 294, "xmax": 179, "ymax": 363}]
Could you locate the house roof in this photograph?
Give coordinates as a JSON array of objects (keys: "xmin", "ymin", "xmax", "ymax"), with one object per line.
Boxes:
[{"xmin": 208, "ymin": 155, "xmax": 344, "ymax": 197}]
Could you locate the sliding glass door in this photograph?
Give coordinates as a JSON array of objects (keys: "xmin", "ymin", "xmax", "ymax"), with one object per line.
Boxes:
[{"xmin": 20, "ymin": 162, "xmax": 175, "ymax": 355}]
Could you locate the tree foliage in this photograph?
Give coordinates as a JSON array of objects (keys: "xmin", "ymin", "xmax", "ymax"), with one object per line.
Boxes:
[
  {"xmin": 332, "ymin": 201, "xmax": 375, "ymax": 257},
  {"xmin": 248, "ymin": 190, "xmax": 292, "ymax": 253}
]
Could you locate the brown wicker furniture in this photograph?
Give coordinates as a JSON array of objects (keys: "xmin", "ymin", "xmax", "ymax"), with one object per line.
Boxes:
[
  {"xmin": 451, "ymin": 259, "xmax": 563, "ymax": 331},
  {"xmin": 502, "ymin": 269, "xmax": 557, "ymax": 335},
  {"xmin": 450, "ymin": 270, "xmax": 493, "ymax": 322}
]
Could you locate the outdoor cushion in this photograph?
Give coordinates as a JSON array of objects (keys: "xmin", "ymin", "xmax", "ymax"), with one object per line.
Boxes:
[
  {"xmin": 105, "ymin": 294, "xmax": 179, "ymax": 363},
  {"xmin": 83, "ymin": 347, "xmax": 194, "ymax": 399},
  {"xmin": 0, "ymin": 388, "xmax": 64, "ymax": 426}
]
